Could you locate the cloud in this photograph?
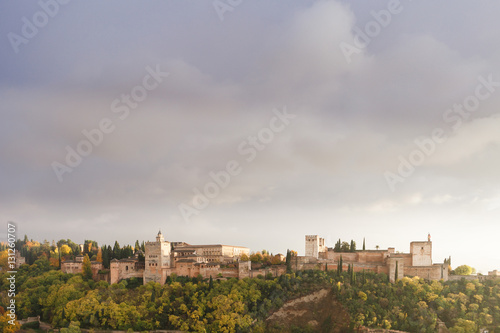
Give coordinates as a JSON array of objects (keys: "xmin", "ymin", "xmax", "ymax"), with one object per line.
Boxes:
[{"xmin": 1, "ymin": 0, "xmax": 500, "ymax": 272}]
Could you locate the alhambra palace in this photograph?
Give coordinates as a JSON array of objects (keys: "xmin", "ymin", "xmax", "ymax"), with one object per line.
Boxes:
[{"xmin": 61, "ymin": 231, "xmax": 500, "ymax": 284}]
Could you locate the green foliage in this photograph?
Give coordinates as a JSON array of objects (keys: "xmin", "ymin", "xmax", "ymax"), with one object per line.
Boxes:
[
  {"xmin": 60, "ymin": 321, "xmax": 82, "ymax": 333},
  {"xmin": 286, "ymin": 249, "xmax": 292, "ymax": 273},
  {"xmin": 333, "ymin": 273, "xmax": 500, "ymax": 332},
  {"xmin": 334, "ymin": 239, "xmax": 341, "ymax": 252},
  {"xmin": 350, "ymin": 240, "xmax": 356, "ymax": 252},
  {"xmin": 3, "ymin": 259, "xmax": 500, "ymax": 333},
  {"xmin": 453, "ymin": 265, "xmax": 474, "ymax": 276}
]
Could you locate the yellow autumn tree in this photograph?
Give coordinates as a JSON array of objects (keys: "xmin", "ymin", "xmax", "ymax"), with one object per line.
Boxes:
[
  {"xmin": 96, "ymin": 248, "xmax": 103, "ymax": 263},
  {"xmin": 0, "ymin": 250, "xmax": 9, "ymax": 270},
  {"xmin": 60, "ymin": 244, "xmax": 72, "ymax": 256},
  {"xmin": 0, "ymin": 312, "xmax": 20, "ymax": 333},
  {"xmin": 82, "ymin": 255, "xmax": 93, "ymax": 280}
]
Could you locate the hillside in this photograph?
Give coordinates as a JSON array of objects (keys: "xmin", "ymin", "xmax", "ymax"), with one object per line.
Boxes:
[
  {"xmin": 1, "ymin": 258, "xmax": 500, "ymax": 332},
  {"xmin": 266, "ymin": 288, "xmax": 351, "ymax": 332}
]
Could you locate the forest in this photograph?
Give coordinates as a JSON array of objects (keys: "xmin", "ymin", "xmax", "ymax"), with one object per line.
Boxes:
[{"xmin": 0, "ymin": 238, "xmax": 499, "ymax": 332}]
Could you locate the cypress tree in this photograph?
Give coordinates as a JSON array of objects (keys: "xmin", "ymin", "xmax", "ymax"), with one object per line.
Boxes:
[
  {"xmin": 395, "ymin": 261, "xmax": 399, "ymax": 283},
  {"xmin": 113, "ymin": 241, "xmax": 121, "ymax": 260},
  {"xmin": 286, "ymin": 249, "xmax": 292, "ymax": 273},
  {"xmin": 102, "ymin": 246, "xmax": 110, "ymax": 269},
  {"xmin": 334, "ymin": 239, "xmax": 341, "ymax": 252}
]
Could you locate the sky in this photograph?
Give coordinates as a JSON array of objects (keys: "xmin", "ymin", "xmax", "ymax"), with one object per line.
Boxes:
[{"xmin": 1, "ymin": 0, "xmax": 499, "ymax": 273}]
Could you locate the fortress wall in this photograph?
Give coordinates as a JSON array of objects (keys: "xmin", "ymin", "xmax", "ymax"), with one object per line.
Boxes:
[
  {"xmin": 61, "ymin": 262, "xmax": 82, "ymax": 274},
  {"xmin": 220, "ymin": 268, "xmax": 239, "ymax": 278},
  {"xmin": 365, "ymin": 252, "xmax": 387, "ymax": 263},
  {"xmin": 199, "ymin": 266, "xmax": 220, "ymax": 278},
  {"xmin": 327, "ymin": 252, "xmax": 358, "ymax": 262},
  {"xmin": 405, "ymin": 265, "xmax": 445, "ymax": 281},
  {"xmin": 144, "ymin": 264, "xmax": 164, "ymax": 284},
  {"xmin": 109, "ymin": 261, "xmax": 142, "ymax": 284},
  {"xmin": 388, "ymin": 258, "xmax": 405, "ymax": 283},
  {"xmin": 448, "ymin": 275, "xmax": 480, "ymax": 281},
  {"xmin": 249, "ymin": 266, "xmax": 286, "ymax": 278},
  {"xmin": 63, "ymin": 261, "xmax": 103, "ymax": 280},
  {"xmin": 352, "ymin": 263, "xmax": 387, "ymax": 273},
  {"xmin": 327, "ymin": 251, "xmax": 391, "ymax": 263},
  {"xmin": 238, "ymin": 261, "xmax": 251, "ymax": 279}
]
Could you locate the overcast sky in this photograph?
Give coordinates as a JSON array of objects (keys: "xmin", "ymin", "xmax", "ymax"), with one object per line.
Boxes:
[{"xmin": 1, "ymin": 0, "xmax": 500, "ymax": 273}]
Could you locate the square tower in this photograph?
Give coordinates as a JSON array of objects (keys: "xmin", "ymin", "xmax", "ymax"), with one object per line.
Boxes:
[
  {"xmin": 144, "ymin": 230, "xmax": 171, "ymax": 284},
  {"xmin": 305, "ymin": 235, "xmax": 326, "ymax": 258},
  {"xmin": 410, "ymin": 241, "xmax": 432, "ymax": 266}
]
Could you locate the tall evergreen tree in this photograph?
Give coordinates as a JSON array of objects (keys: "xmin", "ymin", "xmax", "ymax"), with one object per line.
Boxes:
[
  {"xmin": 113, "ymin": 241, "xmax": 121, "ymax": 260},
  {"xmin": 395, "ymin": 261, "xmax": 399, "ymax": 283},
  {"xmin": 102, "ymin": 246, "xmax": 110, "ymax": 269},
  {"xmin": 286, "ymin": 249, "xmax": 292, "ymax": 273},
  {"xmin": 334, "ymin": 239, "xmax": 341, "ymax": 252}
]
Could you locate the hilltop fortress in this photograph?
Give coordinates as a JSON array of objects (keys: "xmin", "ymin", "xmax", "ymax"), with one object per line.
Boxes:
[
  {"xmin": 62, "ymin": 232, "xmax": 484, "ymax": 284},
  {"xmin": 108, "ymin": 231, "xmax": 252, "ymax": 284},
  {"xmin": 302, "ymin": 234, "xmax": 449, "ymax": 282}
]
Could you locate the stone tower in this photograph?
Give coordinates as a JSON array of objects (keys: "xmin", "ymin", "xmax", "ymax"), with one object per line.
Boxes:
[
  {"xmin": 410, "ymin": 240, "xmax": 432, "ymax": 266},
  {"xmin": 144, "ymin": 230, "xmax": 171, "ymax": 284},
  {"xmin": 305, "ymin": 235, "xmax": 326, "ymax": 259}
]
